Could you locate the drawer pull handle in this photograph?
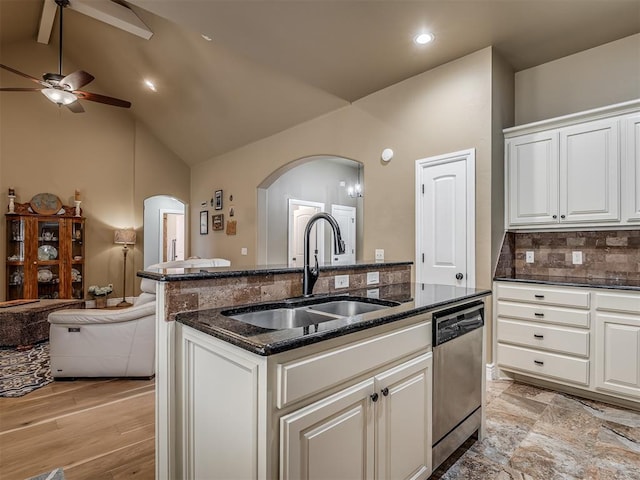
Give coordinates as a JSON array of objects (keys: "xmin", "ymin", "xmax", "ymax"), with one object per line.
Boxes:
[
  {"xmin": 533, "ymin": 334, "xmax": 544, "ymax": 339},
  {"xmin": 534, "ymin": 360, "xmax": 544, "ymax": 366},
  {"xmin": 534, "ymin": 312, "xmax": 545, "ymax": 317},
  {"xmin": 534, "ymin": 295, "xmax": 545, "ymax": 299},
  {"xmin": 370, "ymin": 393, "xmax": 379, "ymax": 402},
  {"xmin": 381, "ymin": 387, "xmax": 389, "ymax": 397}
]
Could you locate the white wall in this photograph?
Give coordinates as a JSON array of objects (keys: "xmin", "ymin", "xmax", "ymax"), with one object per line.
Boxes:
[{"xmin": 515, "ymin": 33, "xmax": 640, "ymax": 124}]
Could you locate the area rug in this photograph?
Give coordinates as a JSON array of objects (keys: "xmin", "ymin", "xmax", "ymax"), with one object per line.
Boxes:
[
  {"xmin": 26, "ymin": 467, "xmax": 65, "ymax": 480},
  {"xmin": 0, "ymin": 341, "xmax": 52, "ymax": 397}
]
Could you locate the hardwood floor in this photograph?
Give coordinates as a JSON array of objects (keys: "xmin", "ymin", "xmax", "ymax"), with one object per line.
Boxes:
[{"xmin": 0, "ymin": 378, "xmax": 155, "ymax": 480}]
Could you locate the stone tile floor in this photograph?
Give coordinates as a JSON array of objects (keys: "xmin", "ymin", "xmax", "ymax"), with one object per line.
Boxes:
[{"xmin": 431, "ymin": 379, "xmax": 640, "ymax": 480}]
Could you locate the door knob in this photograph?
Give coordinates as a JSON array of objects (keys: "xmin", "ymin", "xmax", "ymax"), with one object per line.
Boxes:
[
  {"xmin": 381, "ymin": 387, "xmax": 389, "ymax": 397},
  {"xmin": 370, "ymin": 393, "xmax": 379, "ymax": 402},
  {"xmin": 455, "ymin": 273, "xmax": 464, "ymax": 280}
]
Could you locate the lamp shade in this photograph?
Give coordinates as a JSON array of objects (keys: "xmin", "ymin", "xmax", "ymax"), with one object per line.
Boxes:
[
  {"xmin": 41, "ymin": 88, "xmax": 77, "ymax": 106},
  {"xmin": 114, "ymin": 228, "xmax": 136, "ymax": 245}
]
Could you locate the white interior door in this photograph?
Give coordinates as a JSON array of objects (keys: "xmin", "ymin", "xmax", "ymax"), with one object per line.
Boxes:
[
  {"xmin": 288, "ymin": 199, "xmax": 324, "ymax": 267},
  {"xmin": 416, "ymin": 149, "xmax": 475, "ymax": 287},
  {"xmin": 331, "ymin": 204, "xmax": 356, "ymax": 265}
]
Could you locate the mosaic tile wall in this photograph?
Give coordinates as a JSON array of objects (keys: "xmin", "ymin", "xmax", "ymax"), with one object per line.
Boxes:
[{"xmin": 495, "ymin": 230, "xmax": 640, "ymax": 281}]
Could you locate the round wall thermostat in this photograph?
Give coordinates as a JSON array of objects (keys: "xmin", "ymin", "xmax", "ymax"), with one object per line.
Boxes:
[{"xmin": 381, "ymin": 148, "xmax": 394, "ymax": 162}]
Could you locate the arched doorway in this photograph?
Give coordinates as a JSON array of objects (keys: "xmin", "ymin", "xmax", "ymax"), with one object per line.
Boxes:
[
  {"xmin": 143, "ymin": 195, "xmax": 188, "ymax": 268},
  {"xmin": 257, "ymin": 155, "xmax": 363, "ymax": 265}
]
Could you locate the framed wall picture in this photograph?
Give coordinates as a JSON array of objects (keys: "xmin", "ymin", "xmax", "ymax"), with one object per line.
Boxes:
[
  {"xmin": 214, "ymin": 190, "xmax": 223, "ymax": 210},
  {"xmin": 200, "ymin": 210, "xmax": 208, "ymax": 234},
  {"xmin": 212, "ymin": 214, "xmax": 224, "ymax": 231}
]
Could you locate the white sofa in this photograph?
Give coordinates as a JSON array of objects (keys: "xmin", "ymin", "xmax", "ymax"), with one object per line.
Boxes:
[
  {"xmin": 148, "ymin": 257, "xmax": 231, "ymax": 269},
  {"xmin": 48, "ymin": 278, "xmax": 156, "ymax": 378}
]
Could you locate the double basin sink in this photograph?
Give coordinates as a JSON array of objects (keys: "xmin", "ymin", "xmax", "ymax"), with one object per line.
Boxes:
[{"xmin": 222, "ymin": 297, "xmax": 400, "ymax": 330}]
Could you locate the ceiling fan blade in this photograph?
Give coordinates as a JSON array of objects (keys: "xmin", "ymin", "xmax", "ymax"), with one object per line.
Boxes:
[
  {"xmin": 60, "ymin": 70, "xmax": 94, "ymax": 91},
  {"xmin": 66, "ymin": 100, "xmax": 85, "ymax": 113},
  {"xmin": 0, "ymin": 87, "xmax": 43, "ymax": 92},
  {"xmin": 0, "ymin": 64, "xmax": 47, "ymax": 86},
  {"xmin": 74, "ymin": 90, "xmax": 131, "ymax": 108}
]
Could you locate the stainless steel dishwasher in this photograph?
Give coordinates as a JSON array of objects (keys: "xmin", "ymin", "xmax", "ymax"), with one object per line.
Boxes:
[{"xmin": 432, "ymin": 301, "xmax": 484, "ymax": 470}]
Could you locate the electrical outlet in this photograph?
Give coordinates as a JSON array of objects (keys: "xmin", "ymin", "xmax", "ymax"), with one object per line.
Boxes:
[
  {"xmin": 367, "ymin": 288, "xmax": 380, "ymax": 299},
  {"xmin": 367, "ymin": 271, "xmax": 379, "ymax": 285},
  {"xmin": 526, "ymin": 251, "xmax": 534, "ymax": 263},
  {"xmin": 375, "ymin": 249, "xmax": 384, "ymax": 261},
  {"xmin": 241, "ymin": 247, "xmax": 248, "ymax": 256},
  {"xmin": 335, "ymin": 275, "xmax": 349, "ymax": 289},
  {"xmin": 572, "ymin": 251, "xmax": 583, "ymax": 265}
]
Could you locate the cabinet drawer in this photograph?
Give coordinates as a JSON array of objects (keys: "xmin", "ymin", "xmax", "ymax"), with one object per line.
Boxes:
[
  {"xmin": 497, "ymin": 319, "xmax": 589, "ymax": 357},
  {"xmin": 595, "ymin": 291, "xmax": 640, "ymax": 315},
  {"xmin": 497, "ymin": 283, "xmax": 589, "ymax": 308},
  {"xmin": 276, "ymin": 321, "xmax": 431, "ymax": 408},
  {"xmin": 498, "ymin": 343, "xmax": 589, "ymax": 386},
  {"xmin": 497, "ymin": 301, "xmax": 590, "ymax": 328}
]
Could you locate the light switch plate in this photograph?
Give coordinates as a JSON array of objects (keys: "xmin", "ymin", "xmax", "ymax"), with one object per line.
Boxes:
[
  {"xmin": 367, "ymin": 272, "xmax": 379, "ymax": 285},
  {"xmin": 375, "ymin": 249, "xmax": 384, "ymax": 261},
  {"xmin": 335, "ymin": 275, "xmax": 349, "ymax": 289},
  {"xmin": 526, "ymin": 251, "xmax": 534, "ymax": 263},
  {"xmin": 241, "ymin": 247, "xmax": 248, "ymax": 256},
  {"xmin": 572, "ymin": 251, "xmax": 583, "ymax": 265}
]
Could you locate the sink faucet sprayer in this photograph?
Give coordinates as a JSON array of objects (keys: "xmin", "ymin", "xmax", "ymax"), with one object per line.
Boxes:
[{"xmin": 303, "ymin": 213, "xmax": 346, "ymax": 297}]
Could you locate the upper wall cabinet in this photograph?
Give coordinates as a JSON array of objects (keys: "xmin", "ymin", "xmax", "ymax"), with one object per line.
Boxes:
[
  {"xmin": 505, "ymin": 100, "xmax": 640, "ymax": 230},
  {"xmin": 623, "ymin": 113, "xmax": 640, "ymax": 222}
]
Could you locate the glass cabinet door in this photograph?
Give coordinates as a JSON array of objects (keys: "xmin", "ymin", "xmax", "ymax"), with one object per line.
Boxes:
[
  {"xmin": 37, "ymin": 220, "xmax": 61, "ymax": 299},
  {"xmin": 6, "ymin": 218, "xmax": 25, "ymax": 300},
  {"xmin": 70, "ymin": 219, "xmax": 84, "ymax": 299}
]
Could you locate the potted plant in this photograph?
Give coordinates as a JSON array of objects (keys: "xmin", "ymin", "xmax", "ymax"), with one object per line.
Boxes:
[{"xmin": 88, "ymin": 284, "xmax": 113, "ymax": 308}]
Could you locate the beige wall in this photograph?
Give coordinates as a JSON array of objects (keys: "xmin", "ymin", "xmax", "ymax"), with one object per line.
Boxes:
[
  {"xmin": 0, "ymin": 43, "xmax": 190, "ymax": 301},
  {"xmin": 515, "ymin": 33, "xmax": 640, "ymax": 124},
  {"xmin": 191, "ymin": 47, "xmax": 501, "ymax": 290}
]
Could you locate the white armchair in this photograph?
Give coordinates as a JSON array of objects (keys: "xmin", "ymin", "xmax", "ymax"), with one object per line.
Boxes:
[{"xmin": 47, "ymin": 278, "xmax": 156, "ymax": 378}]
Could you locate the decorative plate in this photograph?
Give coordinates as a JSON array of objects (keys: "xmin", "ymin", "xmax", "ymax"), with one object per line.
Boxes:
[
  {"xmin": 37, "ymin": 268, "xmax": 53, "ymax": 282},
  {"xmin": 37, "ymin": 245, "xmax": 58, "ymax": 261},
  {"xmin": 71, "ymin": 268, "xmax": 81, "ymax": 281},
  {"xmin": 29, "ymin": 193, "xmax": 62, "ymax": 215}
]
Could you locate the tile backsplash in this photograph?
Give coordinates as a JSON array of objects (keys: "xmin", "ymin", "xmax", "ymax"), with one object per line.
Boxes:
[{"xmin": 495, "ymin": 230, "xmax": 640, "ymax": 281}]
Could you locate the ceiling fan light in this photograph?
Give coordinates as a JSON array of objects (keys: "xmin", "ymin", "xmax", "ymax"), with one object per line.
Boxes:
[{"xmin": 41, "ymin": 88, "xmax": 77, "ymax": 105}]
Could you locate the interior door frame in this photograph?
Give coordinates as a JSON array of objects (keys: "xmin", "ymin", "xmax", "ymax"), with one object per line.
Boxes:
[{"xmin": 415, "ymin": 148, "xmax": 476, "ymax": 287}]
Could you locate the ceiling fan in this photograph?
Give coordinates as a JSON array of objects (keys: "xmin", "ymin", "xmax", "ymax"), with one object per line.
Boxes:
[{"xmin": 0, "ymin": 0, "xmax": 131, "ymax": 113}]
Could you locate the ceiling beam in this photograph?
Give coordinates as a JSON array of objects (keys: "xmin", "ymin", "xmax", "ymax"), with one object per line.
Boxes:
[
  {"xmin": 37, "ymin": 0, "xmax": 57, "ymax": 44},
  {"xmin": 37, "ymin": 0, "xmax": 153, "ymax": 45}
]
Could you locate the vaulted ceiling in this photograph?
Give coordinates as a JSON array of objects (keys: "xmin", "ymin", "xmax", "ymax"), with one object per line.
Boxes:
[{"xmin": 1, "ymin": 0, "xmax": 639, "ymax": 165}]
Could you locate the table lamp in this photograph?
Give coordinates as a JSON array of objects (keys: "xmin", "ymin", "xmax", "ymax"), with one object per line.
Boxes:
[{"xmin": 114, "ymin": 228, "xmax": 136, "ymax": 307}]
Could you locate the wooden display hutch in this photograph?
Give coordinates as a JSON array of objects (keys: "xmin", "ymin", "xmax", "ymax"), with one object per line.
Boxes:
[{"xmin": 6, "ymin": 199, "xmax": 85, "ymax": 300}]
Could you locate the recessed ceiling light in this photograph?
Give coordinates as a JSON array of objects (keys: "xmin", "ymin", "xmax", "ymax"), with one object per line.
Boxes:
[
  {"xmin": 144, "ymin": 79, "xmax": 157, "ymax": 92},
  {"xmin": 201, "ymin": 34, "xmax": 212, "ymax": 41},
  {"xmin": 414, "ymin": 32, "xmax": 434, "ymax": 45}
]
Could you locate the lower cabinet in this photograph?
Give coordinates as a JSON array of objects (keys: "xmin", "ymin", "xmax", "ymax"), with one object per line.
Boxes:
[
  {"xmin": 177, "ymin": 315, "xmax": 434, "ymax": 479},
  {"xmin": 495, "ymin": 281, "xmax": 640, "ymax": 405},
  {"xmin": 594, "ymin": 291, "xmax": 640, "ymax": 399},
  {"xmin": 280, "ymin": 353, "xmax": 432, "ymax": 480}
]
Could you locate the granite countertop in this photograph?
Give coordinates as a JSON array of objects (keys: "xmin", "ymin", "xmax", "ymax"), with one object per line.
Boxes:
[
  {"xmin": 175, "ymin": 282, "xmax": 492, "ymax": 356},
  {"xmin": 138, "ymin": 260, "xmax": 413, "ymax": 282},
  {"xmin": 494, "ymin": 274, "xmax": 640, "ymax": 291}
]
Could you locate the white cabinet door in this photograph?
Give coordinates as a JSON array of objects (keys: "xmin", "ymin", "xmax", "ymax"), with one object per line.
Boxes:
[
  {"xmin": 624, "ymin": 113, "xmax": 640, "ymax": 222},
  {"xmin": 375, "ymin": 353, "xmax": 432, "ymax": 480},
  {"xmin": 560, "ymin": 118, "xmax": 620, "ymax": 223},
  {"xmin": 280, "ymin": 379, "xmax": 375, "ymax": 480},
  {"xmin": 595, "ymin": 312, "xmax": 640, "ymax": 400},
  {"xmin": 507, "ymin": 131, "xmax": 559, "ymax": 226}
]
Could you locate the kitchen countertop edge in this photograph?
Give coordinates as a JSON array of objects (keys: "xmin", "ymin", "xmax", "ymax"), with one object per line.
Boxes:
[
  {"xmin": 176, "ymin": 285, "xmax": 492, "ymax": 356},
  {"xmin": 494, "ymin": 275, "xmax": 640, "ymax": 291},
  {"xmin": 138, "ymin": 260, "xmax": 413, "ymax": 282}
]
